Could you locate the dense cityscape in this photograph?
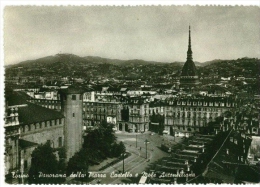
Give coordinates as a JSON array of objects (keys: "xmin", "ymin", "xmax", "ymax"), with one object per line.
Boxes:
[{"xmin": 4, "ymin": 27, "xmax": 260, "ymax": 184}]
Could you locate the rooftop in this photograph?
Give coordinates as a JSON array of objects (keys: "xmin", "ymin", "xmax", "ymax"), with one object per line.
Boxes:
[
  {"xmin": 18, "ymin": 103, "xmax": 64, "ymax": 125},
  {"xmin": 5, "ymin": 90, "xmax": 30, "ymax": 106}
]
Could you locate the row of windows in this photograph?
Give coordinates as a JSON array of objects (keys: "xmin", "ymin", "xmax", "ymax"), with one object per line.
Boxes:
[
  {"xmin": 165, "ymin": 116, "xmax": 214, "ymax": 121},
  {"xmin": 83, "ymin": 102, "xmax": 232, "ymax": 112},
  {"xmin": 165, "ymin": 113, "xmax": 218, "ymax": 118},
  {"xmin": 33, "ymin": 100, "xmax": 59, "ymax": 103},
  {"xmin": 166, "ymin": 111, "xmax": 219, "ymax": 115},
  {"xmin": 129, "ymin": 117, "xmax": 148, "ymax": 122},
  {"xmin": 84, "ymin": 102, "xmax": 119, "ymax": 106},
  {"xmin": 83, "ymin": 113, "xmax": 119, "ymax": 119},
  {"xmin": 164, "ymin": 122, "xmax": 208, "ymax": 127},
  {"xmin": 83, "ymin": 109, "xmax": 222, "ymax": 117},
  {"xmin": 165, "ymin": 107, "xmax": 224, "ymax": 112},
  {"xmin": 42, "ymin": 105, "xmax": 61, "ymax": 110},
  {"xmin": 176, "ymin": 101, "xmax": 233, "ymax": 106},
  {"xmin": 84, "ymin": 108, "xmax": 117, "ymax": 112}
]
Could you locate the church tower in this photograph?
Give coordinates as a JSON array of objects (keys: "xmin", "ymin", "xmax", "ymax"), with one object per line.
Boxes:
[
  {"xmin": 179, "ymin": 26, "xmax": 199, "ymax": 90},
  {"xmin": 60, "ymin": 86, "xmax": 83, "ymax": 161}
]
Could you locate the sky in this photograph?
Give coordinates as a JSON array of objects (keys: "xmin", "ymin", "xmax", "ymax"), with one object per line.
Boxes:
[{"xmin": 3, "ymin": 6, "xmax": 260, "ymax": 65}]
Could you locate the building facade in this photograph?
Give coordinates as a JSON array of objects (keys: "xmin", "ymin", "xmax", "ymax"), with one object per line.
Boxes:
[
  {"xmin": 163, "ymin": 96, "xmax": 236, "ymax": 136},
  {"xmin": 4, "ymin": 99, "xmax": 65, "ymax": 184},
  {"xmin": 127, "ymin": 97, "xmax": 150, "ymax": 132},
  {"xmin": 82, "ymin": 101, "xmax": 123, "ymax": 128}
]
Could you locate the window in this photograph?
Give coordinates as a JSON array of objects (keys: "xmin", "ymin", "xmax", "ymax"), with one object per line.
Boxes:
[
  {"xmin": 58, "ymin": 137, "xmax": 62, "ymax": 147},
  {"xmin": 72, "ymin": 95, "xmax": 76, "ymax": 100},
  {"xmin": 24, "ymin": 160, "xmax": 28, "ymax": 169},
  {"xmin": 73, "ymin": 113, "xmax": 75, "ymax": 117}
]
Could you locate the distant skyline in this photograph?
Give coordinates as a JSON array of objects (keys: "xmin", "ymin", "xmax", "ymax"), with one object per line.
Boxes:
[{"xmin": 4, "ymin": 6, "xmax": 260, "ymax": 65}]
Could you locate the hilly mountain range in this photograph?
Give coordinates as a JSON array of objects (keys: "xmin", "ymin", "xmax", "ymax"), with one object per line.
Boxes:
[
  {"xmin": 7, "ymin": 53, "xmax": 204, "ymax": 68},
  {"xmin": 5, "ymin": 54, "xmax": 259, "ymax": 80}
]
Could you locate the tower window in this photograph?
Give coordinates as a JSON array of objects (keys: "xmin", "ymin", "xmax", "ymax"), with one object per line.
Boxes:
[
  {"xmin": 58, "ymin": 137, "xmax": 62, "ymax": 147},
  {"xmin": 72, "ymin": 95, "xmax": 76, "ymax": 100},
  {"xmin": 24, "ymin": 160, "xmax": 28, "ymax": 169},
  {"xmin": 73, "ymin": 113, "xmax": 75, "ymax": 117}
]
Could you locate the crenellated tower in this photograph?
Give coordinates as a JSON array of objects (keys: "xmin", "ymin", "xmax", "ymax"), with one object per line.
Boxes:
[{"xmin": 60, "ymin": 86, "xmax": 83, "ymax": 161}]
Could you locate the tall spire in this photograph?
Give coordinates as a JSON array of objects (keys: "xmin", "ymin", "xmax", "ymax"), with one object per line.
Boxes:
[
  {"xmin": 180, "ymin": 24, "xmax": 199, "ymax": 89},
  {"xmin": 181, "ymin": 25, "xmax": 197, "ymax": 77},
  {"xmin": 187, "ymin": 25, "xmax": 193, "ymax": 61}
]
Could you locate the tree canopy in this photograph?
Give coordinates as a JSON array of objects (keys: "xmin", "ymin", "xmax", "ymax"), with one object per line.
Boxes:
[
  {"xmin": 66, "ymin": 149, "xmax": 89, "ymax": 181},
  {"xmin": 83, "ymin": 120, "xmax": 125, "ymax": 163},
  {"xmin": 28, "ymin": 142, "xmax": 65, "ymax": 184}
]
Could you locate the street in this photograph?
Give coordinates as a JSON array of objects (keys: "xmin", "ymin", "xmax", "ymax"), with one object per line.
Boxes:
[{"xmin": 89, "ymin": 131, "xmax": 178, "ymax": 184}]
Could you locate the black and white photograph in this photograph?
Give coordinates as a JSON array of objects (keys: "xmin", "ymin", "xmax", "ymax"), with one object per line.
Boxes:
[{"xmin": 2, "ymin": 2, "xmax": 260, "ymax": 185}]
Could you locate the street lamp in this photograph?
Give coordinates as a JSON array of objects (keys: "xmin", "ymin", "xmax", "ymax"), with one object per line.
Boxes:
[
  {"xmin": 81, "ymin": 169, "xmax": 84, "ymax": 184},
  {"xmin": 144, "ymin": 139, "xmax": 150, "ymax": 159},
  {"xmin": 136, "ymin": 134, "xmax": 137, "ymax": 148},
  {"xmin": 121, "ymin": 152, "xmax": 126, "ymax": 173}
]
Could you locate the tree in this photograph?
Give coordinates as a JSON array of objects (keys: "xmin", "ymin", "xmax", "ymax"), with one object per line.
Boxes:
[
  {"xmin": 57, "ymin": 147, "xmax": 66, "ymax": 173},
  {"xmin": 100, "ymin": 120, "xmax": 117, "ymax": 147},
  {"xmin": 83, "ymin": 120, "xmax": 119, "ymax": 163},
  {"xmin": 170, "ymin": 127, "xmax": 174, "ymax": 136},
  {"xmin": 112, "ymin": 141, "xmax": 126, "ymax": 157},
  {"xmin": 28, "ymin": 142, "xmax": 64, "ymax": 184},
  {"xmin": 150, "ymin": 112, "xmax": 165, "ymax": 135},
  {"xmin": 121, "ymin": 107, "xmax": 129, "ymax": 121},
  {"xmin": 66, "ymin": 149, "xmax": 89, "ymax": 181},
  {"xmin": 158, "ymin": 114, "xmax": 165, "ymax": 135},
  {"xmin": 118, "ymin": 141, "xmax": 126, "ymax": 154}
]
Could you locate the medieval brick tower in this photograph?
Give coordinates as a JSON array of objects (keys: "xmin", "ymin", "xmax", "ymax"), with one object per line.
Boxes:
[
  {"xmin": 180, "ymin": 26, "xmax": 199, "ymax": 90},
  {"xmin": 60, "ymin": 86, "xmax": 83, "ymax": 160}
]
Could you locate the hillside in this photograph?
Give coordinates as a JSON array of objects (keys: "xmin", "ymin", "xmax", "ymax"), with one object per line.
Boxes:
[
  {"xmin": 5, "ymin": 54, "xmax": 259, "ymax": 81},
  {"xmin": 201, "ymin": 57, "xmax": 260, "ymax": 78},
  {"xmin": 5, "ymin": 54, "xmax": 183, "ymax": 80},
  {"xmin": 8, "ymin": 54, "xmax": 170, "ymax": 68}
]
